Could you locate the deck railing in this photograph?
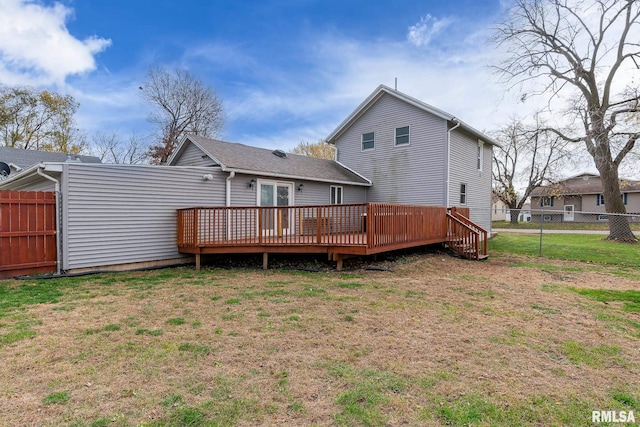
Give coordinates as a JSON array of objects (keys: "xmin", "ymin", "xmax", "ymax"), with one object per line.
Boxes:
[
  {"xmin": 177, "ymin": 203, "xmax": 451, "ymax": 252},
  {"xmin": 446, "ymin": 207, "xmax": 488, "ymax": 259}
]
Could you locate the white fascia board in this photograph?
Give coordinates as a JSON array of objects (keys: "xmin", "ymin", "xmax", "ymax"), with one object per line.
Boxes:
[{"xmin": 223, "ymin": 167, "xmax": 372, "ymax": 187}]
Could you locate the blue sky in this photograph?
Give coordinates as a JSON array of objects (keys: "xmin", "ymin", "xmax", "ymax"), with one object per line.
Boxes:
[{"xmin": 1, "ymin": 0, "xmax": 530, "ymax": 152}]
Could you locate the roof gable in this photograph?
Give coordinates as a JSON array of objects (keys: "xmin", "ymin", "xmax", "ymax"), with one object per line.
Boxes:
[
  {"xmin": 325, "ymin": 85, "xmax": 498, "ymax": 146},
  {"xmin": 171, "ymin": 135, "xmax": 371, "ymax": 186}
]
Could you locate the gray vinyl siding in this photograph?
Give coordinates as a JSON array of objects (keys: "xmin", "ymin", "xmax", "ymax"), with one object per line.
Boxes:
[
  {"xmin": 62, "ymin": 164, "xmax": 225, "ymax": 270},
  {"xmin": 448, "ymin": 129, "xmax": 492, "ymax": 230},
  {"xmin": 335, "ymin": 93, "xmax": 447, "ymax": 205},
  {"xmin": 172, "ymin": 142, "xmax": 219, "ymax": 167},
  {"xmin": 228, "ymin": 173, "xmax": 366, "ymax": 206}
]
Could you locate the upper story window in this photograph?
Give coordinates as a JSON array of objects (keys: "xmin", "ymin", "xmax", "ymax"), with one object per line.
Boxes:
[
  {"xmin": 330, "ymin": 185, "xmax": 343, "ymax": 204},
  {"xmin": 460, "ymin": 183, "xmax": 467, "ymax": 205},
  {"xmin": 477, "ymin": 140, "xmax": 484, "ymax": 171},
  {"xmin": 362, "ymin": 132, "xmax": 375, "ymax": 150},
  {"xmin": 395, "ymin": 126, "xmax": 410, "ymax": 146},
  {"xmin": 541, "ymin": 196, "xmax": 554, "ymax": 207}
]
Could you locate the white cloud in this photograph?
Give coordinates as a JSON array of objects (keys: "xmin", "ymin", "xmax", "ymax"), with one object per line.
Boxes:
[
  {"xmin": 407, "ymin": 14, "xmax": 453, "ymax": 48},
  {"xmin": 0, "ymin": 0, "xmax": 111, "ymax": 86}
]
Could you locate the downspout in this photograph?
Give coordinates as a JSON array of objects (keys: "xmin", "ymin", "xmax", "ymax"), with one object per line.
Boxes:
[
  {"xmin": 446, "ymin": 119, "xmax": 461, "ymax": 208},
  {"xmin": 225, "ymin": 171, "xmax": 235, "ymax": 240},
  {"xmin": 225, "ymin": 171, "xmax": 236, "ymax": 207},
  {"xmin": 36, "ymin": 166, "xmax": 62, "ymax": 275}
]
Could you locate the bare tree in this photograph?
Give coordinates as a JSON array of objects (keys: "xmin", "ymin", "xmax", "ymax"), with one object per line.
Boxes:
[
  {"xmin": 91, "ymin": 131, "xmax": 148, "ymax": 164},
  {"xmin": 290, "ymin": 140, "xmax": 335, "ymax": 160},
  {"xmin": 140, "ymin": 67, "xmax": 224, "ymax": 164},
  {"xmin": 492, "ymin": 116, "xmax": 571, "ymax": 223},
  {"xmin": 494, "ymin": 0, "xmax": 640, "ymax": 241}
]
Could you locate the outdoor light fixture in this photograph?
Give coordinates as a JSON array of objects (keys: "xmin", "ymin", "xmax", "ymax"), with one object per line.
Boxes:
[
  {"xmin": 248, "ymin": 178, "xmax": 256, "ymax": 188},
  {"xmin": 297, "ymin": 183, "xmax": 304, "ymax": 192},
  {"xmin": 202, "ymin": 174, "xmax": 214, "ymax": 181}
]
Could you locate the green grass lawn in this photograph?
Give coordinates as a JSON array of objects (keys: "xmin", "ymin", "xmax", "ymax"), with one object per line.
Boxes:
[
  {"xmin": 490, "ymin": 232, "xmax": 640, "ymax": 266},
  {"xmin": 1, "ymin": 247, "xmax": 639, "ymax": 426},
  {"xmin": 493, "ymin": 220, "xmax": 640, "ymax": 231}
]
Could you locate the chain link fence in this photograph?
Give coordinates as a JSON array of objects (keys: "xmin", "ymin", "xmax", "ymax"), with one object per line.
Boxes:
[{"xmin": 488, "ymin": 207, "xmax": 640, "ymax": 256}]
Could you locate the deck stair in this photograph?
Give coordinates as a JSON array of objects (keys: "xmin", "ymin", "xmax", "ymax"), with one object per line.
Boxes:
[{"xmin": 446, "ymin": 207, "xmax": 488, "ymax": 260}]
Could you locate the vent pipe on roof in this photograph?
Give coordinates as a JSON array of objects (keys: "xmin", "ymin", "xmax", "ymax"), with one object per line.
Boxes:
[
  {"xmin": 272, "ymin": 149, "xmax": 287, "ymax": 158},
  {"xmin": 394, "ymin": 77, "xmax": 397, "ymax": 91}
]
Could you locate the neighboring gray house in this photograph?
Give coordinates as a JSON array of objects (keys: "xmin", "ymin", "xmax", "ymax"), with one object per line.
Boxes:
[
  {"xmin": 0, "ymin": 146, "xmax": 101, "ymax": 180},
  {"xmin": 0, "ymin": 140, "xmax": 370, "ymax": 273},
  {"xmin": 530, "ymin": 173, "xmax": 640, "ymax": 222},
  {"xmin": 325, "ymin": 85, "xmax": 496, "ymax": 231}
]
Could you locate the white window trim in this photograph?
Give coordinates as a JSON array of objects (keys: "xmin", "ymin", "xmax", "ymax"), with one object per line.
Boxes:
[
  {"xmin": 477, "ymin": 140, "xmax": 484, "ymax": 172},
  {"xmin": 256, "ymin": 179, "xmax": 295, "ymax": 206},
  {"xmin": 361, "ymin": 132, "xmax": 375, "ymax": 151},
  {"xmin": 460, "ymin": 183, "xmax": 467, "ymax": 205},
  {"xmin": 394, "ymin": 125, "xmax": 410, "ymax": 146},
  {"xmin": 541, "ymin": 196, "xmax": 554, "ymax": 207},
  {"xmin": 330, "ymin": 185, "xmax": 343, "ymax": 204}
]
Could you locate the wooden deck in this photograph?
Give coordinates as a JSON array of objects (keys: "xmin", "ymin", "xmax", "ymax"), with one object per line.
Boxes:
[{"xmin": 177, "ymin": 203, "xmax": 487, "ymax": 270}]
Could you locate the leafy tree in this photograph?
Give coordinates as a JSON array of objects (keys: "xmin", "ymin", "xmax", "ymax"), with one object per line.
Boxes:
[
  {"xmin": 140, "ymin": 67, "xmax": 224, "ymax": 164},
  {"xmin": 494, "ymin": 0, "xmax": 640, "ymax": 241},
  {"xmin": 290, "ymin": 140, "xmax": 335, "ymax": 160},
  {"xmin": 0, "ymin": 85, "xmax": 82, "ymax": 153},
  {"xmin": 492, "ymin": 116, "xmax": 571, "ymax": 223}
]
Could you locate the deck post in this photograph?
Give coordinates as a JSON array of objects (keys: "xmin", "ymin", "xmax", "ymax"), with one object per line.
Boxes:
[
  {"xmin": 335, "ymin": 253, "xmax": 343, "ymax": 271},
  {"xmin": 195, "ymin": 253, "xmax": 201, "ymax": 271},
  {"xmin": 263, "ymin": 252, "xmax": 268, "ymax": 270}
]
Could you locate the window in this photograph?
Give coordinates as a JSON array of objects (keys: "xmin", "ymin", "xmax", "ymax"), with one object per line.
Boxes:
[
  {"xmin": 330, "ymin": 185, "xmax": 343, "ymax": 204},
  {"xmin": 362, "ymin": 132, "xmax": 374, "ymax": 150},
  {"xmin": 597, "ymin": 214, "xmax": 609, "ymax": 221},
  {"xmin": 543, "ymin": 214, "xmax": 552, "ymax": 221},
  {"xmin": 597, "ymin": 193, "xmax": 628, "ymax": 205},
  {"xmin": 395, "ymin": 126, "xmax": 410, "ymax": 146},
  {"xmin": 477, "ymin": 140, "xmax": 484, "ymax": 171},
  {"xmin": 541, "ymin": 196, "xmax": 554, "ymax": 207},
  {"xmin": 459, "ymin": 183, "xmax": 467, "ymax": 205}
]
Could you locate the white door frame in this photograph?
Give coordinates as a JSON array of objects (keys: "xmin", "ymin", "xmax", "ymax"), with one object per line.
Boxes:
[
  {"xmin": 563, "ymin": 205, "xmax": 575, "ymax": 222},
  {"xmin": 257, "ymin": 179, "xmax": 294, "ymax": 236}
]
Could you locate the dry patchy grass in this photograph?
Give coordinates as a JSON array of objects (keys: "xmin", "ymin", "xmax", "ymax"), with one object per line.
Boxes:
[{"xmin": 1, "ymin": 251, "xmax": 639, "ymax": 426}]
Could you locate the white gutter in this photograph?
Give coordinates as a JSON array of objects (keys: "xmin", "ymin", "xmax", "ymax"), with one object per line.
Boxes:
[
  {"xmin": 220, "ymin": 166, "xmax": 371, "ymax": 187},
  {"xmin": 446, "ymin": 120, "xmax": 461, "ymax": 208},
  {"xmin": 36, "ymin": 165, "xmax": 62, "ymax": 275}
]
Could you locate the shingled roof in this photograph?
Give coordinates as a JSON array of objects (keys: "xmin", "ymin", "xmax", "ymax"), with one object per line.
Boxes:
[
  {"xmin": 0, "ymin": 146, "xmax": 101, "ymax": 170},
  {"xmin": 531, "ymin": 173, "xmax": 640, "ymax": 196},
  {"xmin": 172, "ymin": 135, "xmax": 371, "ymax": 186}
]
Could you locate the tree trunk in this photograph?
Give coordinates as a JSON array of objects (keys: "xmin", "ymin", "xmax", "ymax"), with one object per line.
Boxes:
[
  {"xmin": 597, "ymin": 162, "xmax": 637, "ymax": 242},
  {"xmin": 509, "ymin": 208, "xmax": 521, "ymax": 224}
]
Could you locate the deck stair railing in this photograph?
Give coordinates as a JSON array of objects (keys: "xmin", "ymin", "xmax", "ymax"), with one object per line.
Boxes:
[{"xmin": 446, "ymin": 207, "xmax": 488, "ymax": 260}]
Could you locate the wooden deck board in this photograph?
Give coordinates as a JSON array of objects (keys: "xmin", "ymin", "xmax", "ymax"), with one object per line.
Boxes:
[{"xmin": 176, "ymin": 203, "xmax": 486, "ymax": 269}]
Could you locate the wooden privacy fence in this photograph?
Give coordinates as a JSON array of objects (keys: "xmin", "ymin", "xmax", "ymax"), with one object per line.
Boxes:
[{"xmin": 0, "ymin": 190, "xmax": 57, "ymax": 278}]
